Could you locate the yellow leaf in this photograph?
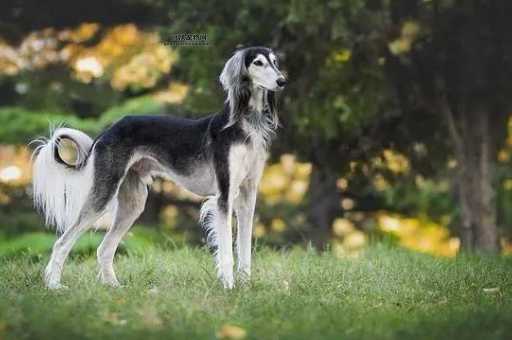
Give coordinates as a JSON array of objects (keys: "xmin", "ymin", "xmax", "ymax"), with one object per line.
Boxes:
[
  {"xmin": 332, "ymin": 218, "xmax": 355, "ymax": 237},
  {"xmin": 337, "ymin": 177, "xmax": 348, "ymax": 191},
  {"xmin": 271, "ymin": 218, "xmax": 286, "ymax": 233},
  {"xmin": 401, "ymin": 21, "xmax": 421, "ymax": 39},
  {"xmin": 334, "ymin": 49, "xmax": 352, "ymax": 63},
  {"xmin": 341, "ymin": 198, "xmax": 355, "ymax": 210},
  {"xmin": 254, "ymin": 223, "xmax": 266, "ymax": 238},
  {"xmin": 498, "ymin": 150, "xmax": 510, "ymax": 162},
  {"xmin": 69, "ymin": 23, "xmax": 100, "ymax": 43},
  {"xmin": 217, "ymin": 324, "xmax": 247, "ymax": 339},
  {"xmin": 388, "ymin": 38, "xmax": 411, "ymax": 56}
]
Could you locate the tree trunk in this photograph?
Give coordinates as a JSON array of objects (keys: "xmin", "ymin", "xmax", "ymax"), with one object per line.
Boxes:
[
  {"xmin": 306, "ymin": 164, "xmax": 341, "ymax": 250},
  {"xmin": 445, "ymin": 104, "xmax": 499, "ymax": 253}
]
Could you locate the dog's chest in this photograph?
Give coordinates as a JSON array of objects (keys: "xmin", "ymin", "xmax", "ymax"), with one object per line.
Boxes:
[{"xmin": 230, "ymin": 143, "xmax": 267, "ymax": 181}]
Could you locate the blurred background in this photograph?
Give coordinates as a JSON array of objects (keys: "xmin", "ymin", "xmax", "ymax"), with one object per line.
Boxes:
[{"xmin": 1, "ymin": 0, "xmax": 511, "ymax": 258}]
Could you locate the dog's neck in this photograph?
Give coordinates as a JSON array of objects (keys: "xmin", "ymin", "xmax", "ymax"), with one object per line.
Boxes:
[
  {"xmin": 223, "ymin": 83, "xmax": 277, "ymax": 149},
  {"xmin": 248, "ymin": 84, "xmax": 266, "ymax": 114},
  {"xmin": 241, "ymin": 84, "xmax": 277, "ymax": 149}
]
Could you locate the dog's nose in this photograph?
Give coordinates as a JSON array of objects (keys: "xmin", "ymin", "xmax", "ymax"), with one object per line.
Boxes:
[{"xmin": 277, "ymin": 77, "xmax": 287, "ymax": 87}]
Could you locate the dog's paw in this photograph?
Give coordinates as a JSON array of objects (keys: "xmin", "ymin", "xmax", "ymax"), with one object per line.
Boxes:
[
  {"xmin": 103, "ymin": 280, "xmax": 122, "ymax": 288},
  {"xmin": 46, "ymin": 282, "xmax": 68, "ymax": 290},
  {"xmin": 219, "ymin": 273, "xmax": 234, "ymax": 289},
  {"xmin": 222, "ymin": 280, "xmax": 234, "ymax": 290},
  {"xmin": 97, "ymin": 271, "xmax": 121, "ymax": 288}
]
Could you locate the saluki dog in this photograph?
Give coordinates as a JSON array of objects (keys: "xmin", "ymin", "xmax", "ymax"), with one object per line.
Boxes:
[{"xmin": 32, "ymin": 46, "xmax": 287, "ymax": 289}]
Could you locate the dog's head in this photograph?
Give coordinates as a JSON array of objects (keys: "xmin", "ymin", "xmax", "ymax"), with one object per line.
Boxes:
[
  {"xmin": 219, "ymin": 47, "xmax": 285, "ymax": 129},
  {"xmin": 220, "ymin": 46, "xmax": 286, "ymax": 93}
]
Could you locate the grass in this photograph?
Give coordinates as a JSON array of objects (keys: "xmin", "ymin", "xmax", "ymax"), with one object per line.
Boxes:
[{"xmin": 0, "ymin": 243, "xmax": 511, "ymax": 340}]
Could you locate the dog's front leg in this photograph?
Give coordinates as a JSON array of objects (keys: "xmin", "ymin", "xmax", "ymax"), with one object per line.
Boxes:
[
  {"xmin": 213, "ymin": 196, "xmax": 235, "ymax": 289},
  {"xmin": 211, "ymin": 145, "xmax": 249, "ymax": 289},
  {"xmin": 235, "ymin": 181, "xmax": 258, "ymax": 282},
  {"xmin": 235, "ymin": 154, "xmax": 265, "ymax": 282}
]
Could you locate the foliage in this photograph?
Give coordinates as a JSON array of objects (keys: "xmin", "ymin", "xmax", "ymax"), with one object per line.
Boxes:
[
  {"xmin": 0, "ymin": 0, "xmax": 512, "ymax": 251},
  {"xmin": 0, "ymin": 245, "xmax": 511, "ymax": 339},
  {"xmin": 0, "ymin": 96, "xmax": 166, "ymax": 144},
  {"xmin": 0, "ymin": 227, "xmax": 163, "ymax": 259}
]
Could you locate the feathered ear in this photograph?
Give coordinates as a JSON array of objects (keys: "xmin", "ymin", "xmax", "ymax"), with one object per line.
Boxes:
[
  {"xmin": 266, "ymin": 90, "xmax": 279, "ymax": 129},
  {"xmin": 219, "ymin": 50, "xmax": 250, "ymax": 128}
]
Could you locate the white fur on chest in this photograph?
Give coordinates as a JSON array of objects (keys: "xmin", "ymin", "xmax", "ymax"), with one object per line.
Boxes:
[{"xmin": 229, "ymin": 143, "xmax": 267, "ymax": 187}]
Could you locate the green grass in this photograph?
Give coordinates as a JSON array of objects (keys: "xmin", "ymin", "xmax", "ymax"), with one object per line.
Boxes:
[{"xmin": 0, "ymin": 244, "xmax": 511, "ymax": 340}]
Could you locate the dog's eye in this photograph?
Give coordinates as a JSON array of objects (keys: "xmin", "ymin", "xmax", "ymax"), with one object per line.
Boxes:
[{"xmin": 253, "ymin": 60, "xmax": 263, "ymax": 66}]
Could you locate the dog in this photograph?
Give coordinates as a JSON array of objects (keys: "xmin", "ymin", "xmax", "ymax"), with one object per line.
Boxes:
[{"xmin": 32, "ymin": 46, "xmax": 287, "ymax": 289}]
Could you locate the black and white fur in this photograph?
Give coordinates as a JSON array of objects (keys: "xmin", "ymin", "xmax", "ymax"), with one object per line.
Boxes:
[{"xmin": 32, "ymin": 46, "xmax": 287, "ymax": 289}]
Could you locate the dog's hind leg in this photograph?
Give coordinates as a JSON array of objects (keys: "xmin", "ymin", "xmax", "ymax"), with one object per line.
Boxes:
[
  {"xmin": 97, "ymin": 171, "xmax": 148, "ymax": 287},
  {"xmin": 44, "ymin": 153, "xmax": 127, "ymax": 289},
  {"xmin": 44, "ymin": 201, "xmax": 103, "ymax": 289}
]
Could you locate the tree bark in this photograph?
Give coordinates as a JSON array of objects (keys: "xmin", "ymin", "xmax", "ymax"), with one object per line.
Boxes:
[
  {"xmin": 306, "ymin": 164, "xmax": 341, "ymax": 250},
  {"xmin": 443, "ymin": 102, "xmax": 499, "ymax": 253}
]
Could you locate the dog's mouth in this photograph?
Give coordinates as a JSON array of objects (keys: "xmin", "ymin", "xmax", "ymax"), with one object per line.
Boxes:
[
  {"xmin": 257, "ymin": 84, "xmax": 285, "ymax": 92},
  {"xmin": 256, "ymin": 84, "xmax": 281, "ymax": 92}
]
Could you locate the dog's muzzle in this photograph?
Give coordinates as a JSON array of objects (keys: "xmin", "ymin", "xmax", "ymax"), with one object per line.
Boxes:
[{"xmin": 277, "ymin": 77, "xmax": 287, "ymax": 88}]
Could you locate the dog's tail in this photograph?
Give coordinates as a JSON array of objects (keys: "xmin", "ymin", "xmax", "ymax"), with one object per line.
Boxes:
[{"xmin": 32, "ymin": 127, "xmax": 95, "ymax": 233}]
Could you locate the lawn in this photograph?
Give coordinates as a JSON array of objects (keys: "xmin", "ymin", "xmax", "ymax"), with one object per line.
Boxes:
[{"xmin": 0, "ymin": 243, "xmax": 511, "ymax": 340}]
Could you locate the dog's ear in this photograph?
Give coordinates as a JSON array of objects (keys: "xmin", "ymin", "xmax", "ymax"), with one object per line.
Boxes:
[
  {"xmin": 219, "ymin": 50, "xmax": 246, "ymax": 91},
  {"xmin": 220, "ymin": 50, "xmax": 250, "ymax": 128}
]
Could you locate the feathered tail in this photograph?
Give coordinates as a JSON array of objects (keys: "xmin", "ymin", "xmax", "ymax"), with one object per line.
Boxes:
[
  {"xmin": 199, "ymin": 196, "xmax": 220, "ymax": 249},
  {"xmin": 32, "ymin": 127, "xmax": 95, "ymax": 233}
]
